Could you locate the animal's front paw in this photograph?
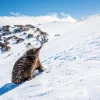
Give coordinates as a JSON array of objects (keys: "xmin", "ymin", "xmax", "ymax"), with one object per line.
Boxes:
[
  {"xmin": 39, "ymin": 68, "xmax": 45, "ymax": 73},
  {"xmin": 39, "ymin": 70, "xmax": 44, "ymax": 73}
]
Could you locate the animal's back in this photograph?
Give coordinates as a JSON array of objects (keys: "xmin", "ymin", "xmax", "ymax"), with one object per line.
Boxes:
[{"xmin": 12, "ymin": 56, "xmax": 33, "ymax": 84}]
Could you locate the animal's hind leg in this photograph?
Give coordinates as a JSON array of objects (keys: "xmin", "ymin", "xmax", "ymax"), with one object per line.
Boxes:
[
  {"xmin": 23, "ymin": 71, "xmax": 32, "ymax": 81},
  {"xmin": 29, "ymin": 67, "xmax": 36, "ymax": 79}
]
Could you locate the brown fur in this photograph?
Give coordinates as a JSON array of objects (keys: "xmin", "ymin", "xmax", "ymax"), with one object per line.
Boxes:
[{"xmin": 12, "ymin": 47, "xmax": 44, "ymax": 84}]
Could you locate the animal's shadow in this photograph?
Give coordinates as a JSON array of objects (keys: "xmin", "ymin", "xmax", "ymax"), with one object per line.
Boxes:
[
  {"xmin": 0, "ymin": 83, "xmax": 20, "ymax": 96},
  {"xmin": 0, "ymin": 70, "xmax": 41, "ymax": 96}
]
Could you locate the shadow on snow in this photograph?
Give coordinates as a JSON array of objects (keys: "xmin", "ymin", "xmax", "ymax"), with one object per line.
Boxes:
[
  {"xmin": 0, "ymin": 82, "xmax": 21, "ymax": 96},
  {"xmin": 0, "ymin": 70, "xmax": 41, "ymax": 96}
]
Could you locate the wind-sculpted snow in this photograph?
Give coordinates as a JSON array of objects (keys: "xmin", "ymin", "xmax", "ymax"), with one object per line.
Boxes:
[{"xmin": 0, "ymin": 15, "xmax": 100, "ymax": 100}]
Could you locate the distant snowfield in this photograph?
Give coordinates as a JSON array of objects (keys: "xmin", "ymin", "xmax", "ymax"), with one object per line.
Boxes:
[
  {"xmin": 0, "ymin": 15, "xmax": 100, "ymax": 100},
  {"xmin": 0, "ymin": 14, "xmax": 76, "ymax": 26}
]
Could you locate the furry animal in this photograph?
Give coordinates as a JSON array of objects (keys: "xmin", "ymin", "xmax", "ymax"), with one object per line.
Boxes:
[{"xmin": 12, "ymin": 46, "xmax": 44, "ymax": 84}]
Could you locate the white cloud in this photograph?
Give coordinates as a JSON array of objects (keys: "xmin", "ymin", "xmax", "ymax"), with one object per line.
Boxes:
[{"xmin": 61, "ymin": 12, "xmax": 69, "ymax": 17}]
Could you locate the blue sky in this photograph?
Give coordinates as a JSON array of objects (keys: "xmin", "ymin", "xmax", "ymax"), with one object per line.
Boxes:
[{"xmin": 1, "ymin": 0, "xmax": 100, "ymax": 19}]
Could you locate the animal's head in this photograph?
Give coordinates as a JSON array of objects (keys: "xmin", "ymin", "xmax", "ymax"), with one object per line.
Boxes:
[{"xmin": 25, "ymin": 46, "xmax": 42, "ymax": 60}]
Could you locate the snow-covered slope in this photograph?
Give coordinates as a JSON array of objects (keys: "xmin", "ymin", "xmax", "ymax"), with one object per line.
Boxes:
[{"xmin": 0, "ymin": 15, "xmax": 100, "ymax": 100}]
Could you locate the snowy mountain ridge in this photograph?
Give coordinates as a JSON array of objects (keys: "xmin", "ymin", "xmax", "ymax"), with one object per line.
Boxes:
[{"xmin": 0, "ymin": 14, "xmax": 76, "ymax": 26}]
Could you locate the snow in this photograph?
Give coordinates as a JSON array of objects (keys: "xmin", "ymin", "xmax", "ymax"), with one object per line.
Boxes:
[
  {"xmin": 0, "ymin": 14, "xmax": 76, "ymax": 26},
  {"xmin": 0, "ymin": 15, "xmax": 100, "ymax": 100}
]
